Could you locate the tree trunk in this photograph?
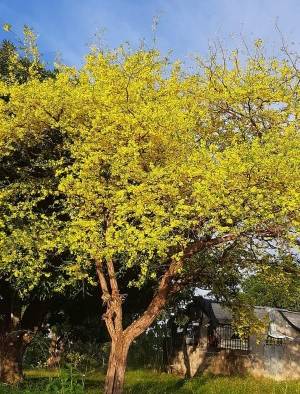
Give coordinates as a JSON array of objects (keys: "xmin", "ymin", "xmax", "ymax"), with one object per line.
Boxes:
[
  {"xmin": 104, "ymin": 336, "xmax": 130, "ymax": 394},
  {"xmin": 97, "ymin": 231, "xmax": 243, "ymax": 394},
  {"xmin": 0, "ymin": 335, "xmax": 26, "ymax": 385},
  {"xmin": 103, "ymin": 278, "xmax": 174, "ymax": 394},
  {"xmin": 99, "ymin": 256, "xmax": 180, "ymax": 394},
  {"xmin": 47, "ymin": 330, "xmax": 64, "ymax": 368}
]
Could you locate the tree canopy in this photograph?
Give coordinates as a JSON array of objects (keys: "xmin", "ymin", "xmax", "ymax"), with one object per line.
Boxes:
[{"xmin": 0, "ymin": 36, "xmax": 299, "ymax": 393}]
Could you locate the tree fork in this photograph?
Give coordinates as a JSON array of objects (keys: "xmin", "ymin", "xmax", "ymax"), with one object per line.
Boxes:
[
  {"xmin": 97, "ymin": 234, "xmax": 247, "ymax": 394},
  {"xmin": 99, "ymin": 257, "xmax": 180, "ymax": 394}
]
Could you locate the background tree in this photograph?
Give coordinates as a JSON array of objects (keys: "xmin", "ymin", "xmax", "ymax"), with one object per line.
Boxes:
[
  {"xmin": 0, "ymin": 28, "xmax": 71, "ymax": 384},
  {"xmin": 242, "ymin": 253, "xmax": 300, "ymax": 310}
]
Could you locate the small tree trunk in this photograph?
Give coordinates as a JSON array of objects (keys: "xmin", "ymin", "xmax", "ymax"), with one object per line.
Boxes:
[
  {"xmin": 0, "ymin": 337, "xmax": 25, "ymax": 384},
  {"xmin": 47, "ymin": 331, "xmax": 64, "ymax": 368},
  {"xmin": 104, "ymin": 336, "xmax": 130, "ymax": 394}
]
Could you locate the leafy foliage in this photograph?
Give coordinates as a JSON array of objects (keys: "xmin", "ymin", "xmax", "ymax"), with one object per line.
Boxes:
[
  {"xmin": 242, "ymin": 253, "xmax": 300, "ymax": 310},
  {"xmin": 56, "ymin": 45, "xmax": 300, "ymax": 288},
  {"xmin": 0, "ymin": 31, "xmax": 299, "ymax": 355}
]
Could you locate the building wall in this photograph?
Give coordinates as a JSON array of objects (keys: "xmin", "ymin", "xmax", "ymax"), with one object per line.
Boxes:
[
  {"xmin": 169, "ymin": 340, "xmax": 300, "ymax": 379},
  {"xmin": 169, "ymin": 311, "xmax": 300, "ymax": 380}
]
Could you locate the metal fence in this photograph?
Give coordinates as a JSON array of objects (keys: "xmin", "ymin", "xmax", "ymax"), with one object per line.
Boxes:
[{"xmin": 209, "ymin": 324, "xmax": 250, "ymax": 351}]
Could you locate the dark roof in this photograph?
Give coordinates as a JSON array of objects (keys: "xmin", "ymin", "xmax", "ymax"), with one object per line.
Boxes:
[
  {"xmin": 210, "ymin": 302, "xmax": 300, "ymax": 330},
  {"xmin": 280, "ymin": 311, "xmax": 300, "ymax": 332},
  {"xmin": 211, "ymin": 302, "xmax": 232, "ymax": 323}
]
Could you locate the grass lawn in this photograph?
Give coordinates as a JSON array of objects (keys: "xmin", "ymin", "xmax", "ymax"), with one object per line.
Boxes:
[{"xmin": 0, "ymin": 369, "xmax": 299, "ymax": 393}]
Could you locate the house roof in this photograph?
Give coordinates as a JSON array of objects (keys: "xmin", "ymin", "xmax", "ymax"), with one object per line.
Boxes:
[
  {"xmin": 280, "ymin": 311, "xmax": 300, "ymax": 332},
  {"xmin": 210, "ymin": 302, "xmax": 300, "ymax": 332},
  {"xmin": 211, "ymin": 302, "xmax": 232, "ymax": 323}
]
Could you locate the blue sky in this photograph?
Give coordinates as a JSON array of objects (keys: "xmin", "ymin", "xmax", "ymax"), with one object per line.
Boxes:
[{"xmin": 0, "ymin": 0, "xmax": 300, "ymax": 66}]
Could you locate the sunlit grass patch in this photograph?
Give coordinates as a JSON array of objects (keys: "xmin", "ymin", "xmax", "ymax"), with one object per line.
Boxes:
[{"xmin": 0, "ymin": 369, "xmax": 299, "ymax": 393}]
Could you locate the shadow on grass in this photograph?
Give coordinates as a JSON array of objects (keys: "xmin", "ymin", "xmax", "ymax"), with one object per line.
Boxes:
[
  {"xmin": 124, "ymin": 375, "xmax": 216, "ymax": 394},
  {"xmin": 83, "ymin": 369, "xmax": 191, "ymax": 394},
  {"xmin": 0, "ymin": 369, "xmax": 101, "ymax": 394},
  {"xmin": 0, "ymin": 379, "xmax": 49, "ymax": 394},
  {"xmin": 0, "ymin": 370, "xmax": 213, "ymax": 394},
  {"xmin": 124, "ymin": 380, "xmax": 190, "ymax": 394}
]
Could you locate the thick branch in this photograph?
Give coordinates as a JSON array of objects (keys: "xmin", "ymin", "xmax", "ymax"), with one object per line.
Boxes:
[
  {"xmin": 95, "ymin": 259, "xmax": 110, "ymax": 301},
  {"xmin": 95, "ymin": 259, "xmax": 116, "ymax": 337},
  {"xmin": 123, "ymin": 229, "xmax": 278, "ymax": 341},
  {"xmin": 95, "ymin": 258, "xmax": 124, "ymax": 337},
  {"xmin": 182, "ymin": 233, "xmax": 236, "ymax": 258},
  {"xmin": 124, "ymin": 257, "xmax": 179, "ymax": 340},
  {"xmin": 106, "ymin": 259, "xmax": 123, "ymax": 333}
]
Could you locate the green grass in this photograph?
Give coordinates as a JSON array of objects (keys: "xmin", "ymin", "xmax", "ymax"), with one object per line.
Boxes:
[{"xmin": 0, "ymin": 369, "xmax": 299, "ymax": 393}]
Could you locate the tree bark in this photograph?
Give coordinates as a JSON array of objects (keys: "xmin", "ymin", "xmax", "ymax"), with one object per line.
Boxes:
[
  {"xmin": 0, "ymin": 284, "xmax": 49, "ymax": 385},
  {"xmin": 104, "ymin": 335, "xmax": 130, "ymax": 394},
  {"xmin": 0, "ymin": 333, "xmax": 28, "ymax": 384}
]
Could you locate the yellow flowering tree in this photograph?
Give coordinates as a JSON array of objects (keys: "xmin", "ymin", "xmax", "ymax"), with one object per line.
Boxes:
[
  {"xmin": 1, "ymin": 38, "xmax": 299, "ymax": 393},
  {"xmin": 57, "ymin": 46, "xmax": 299, "ymax": 394}
]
